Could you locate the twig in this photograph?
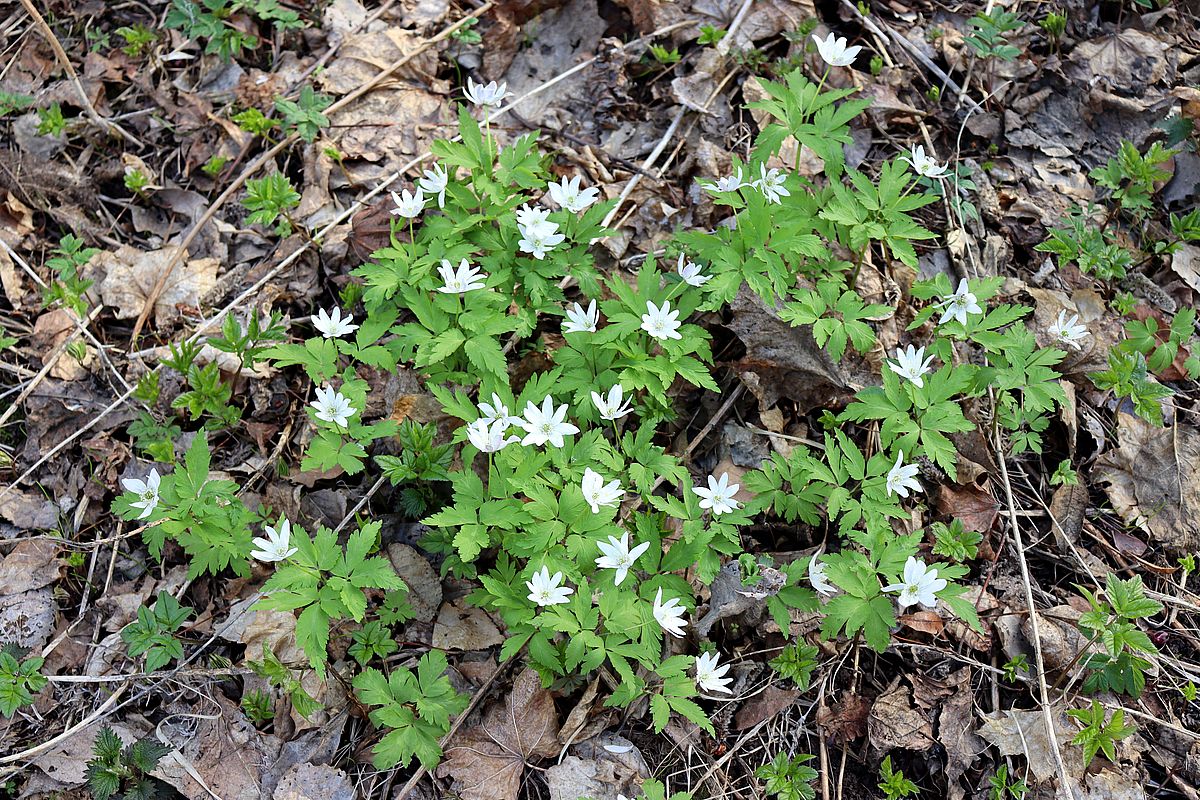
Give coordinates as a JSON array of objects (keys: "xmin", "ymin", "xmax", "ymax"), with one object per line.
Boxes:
[
  {"xmin": 16, "ymin": 0, "xmax": 141, "ymax": 147},
  {"xmin": 0, "ymin": 682, "xmax": 128, "ymax": 767},
  {"xmin": 838, "ymin": 0, "xmax": 984, "ymax": 116},
  {"xmin": 0, "ymin": 304, "xmax": 103, "ymax": 430},
  {"xmin": 989, "ymin": 387, "xmax": 1073, "ymax": 799}
]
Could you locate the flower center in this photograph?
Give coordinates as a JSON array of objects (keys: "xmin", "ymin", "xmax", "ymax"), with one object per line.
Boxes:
[
  {"xmin": 141, "ymin": 490, "xmax": 155, "ymax": 502},
  {"xmin": 540, "ymin": 423, "xmax": 552, "ymax": 434}
]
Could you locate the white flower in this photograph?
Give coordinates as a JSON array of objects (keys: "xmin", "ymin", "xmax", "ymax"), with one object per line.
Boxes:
[
  {"xmin": 526, "ymin": 566, "xmax": 573, "ymax": 606},
  {"xmin": 707, "ymin": 166, "xmax": 747, "ymax": 193},
  {"xmin": 883, "ymin": 556, "xmax": 947, "ymax": 611},
  {"xmin": 753, "ymin": 164, "xmax": 790, "ymax": 204},
  {"xmin": 676, "ymin": 254, "xmax": 710, "ymax": 287},
  {"xmin": 937, "ymin": 279, "xmax": 982, "ymax": 326},
  {"xmin": 517, "ymin": 219, "xmax": 565, "ymax": 260},
  {"xmin": 563, "ymin": 300, "xmax": 599, "ymax": 333},
  {"xmin": 516, "ymin": 204, "xmax": 552, "ymax": 229},
  {"xmin": 310, "ymin": 306, "xmax": 358, "ymax": 339},
  {"xmin": 640, "ymin": 300, "xmax": 682, "ymax": 341},
  {"xmin": 695, "ymin": 651, "xmax": 733, "ymax": 694},
  {"xmin": 311, "ymin": 385, "xmax": 356, "ymax": 428},
  {"xmin": 653, "ymin": 588, "xmax": 688, "ymax": 638},
  {"xmin": 693, "ymin": 472, "xmax": 741, "ymax": 515},
  {"xmin": 812, "ymin": 32, "xmax": 862, "ymax": 68},
  {"xmin": 902, "ymin": 145, "xmax": 948, "ymax": 179},
  {"xmin": 591, "ymin": 384, "xmax": 633, "ymax": 420},
  {"xmin": 887, "ymin": 345, "xmax": 935, "ymax": 388},
  {"xmin": 251, "ymin": 518, "xmax": 298, "ymax": 563},
  {"xmin": 1048, "ymin": 310, "xmax": 1088, "ymax": 350},
  {"xmin": 886, "ymin": 452, "xmax": 923, "ymax": 498},
  {"xmin": 390, "ymin": 187, "xmax": 426, "ymax": 219},
  {"xmin": 478, "ymin": 393, "xmax": 522, "ymax": 427},
  {"xmin": 582, "ymin": 468, "xmax": 623, "ymax": 514},
  {"xmin": 436, "ymin": 258, "xmax": 487, "ymax": 293},
  {"xmin": 122, "ymin": 468, "xmax": 161, "ymax": 520},
  {"xmin": 809, "ymin": 556, "xmax": 835, "ymax": 596},
  {"xmin": 464, "ymin": 76, "xmax": 509, "ymax": 114},
  {"xmin": 466, "ymin": 419, "xmax": 519, "ymax": 453},
  {"xmin": 594, "ymin": 531, "xmax": 650, "ymax": 586},
  {"xmin": 547, "ymin": 175, "xmax": 600, "ymax": 213},
  {"xmin": 518, "ymin": 396, "xmax": 580, "ymax": 448},
  {"xmin": 418, "ymin": 162, "xmax": 449, "ymax": 208}
]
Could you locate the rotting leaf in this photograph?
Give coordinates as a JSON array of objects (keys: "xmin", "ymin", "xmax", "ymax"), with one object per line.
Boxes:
[{"xmin": 817, "ymin": 693, "xmax": 871, "ymax": 743}]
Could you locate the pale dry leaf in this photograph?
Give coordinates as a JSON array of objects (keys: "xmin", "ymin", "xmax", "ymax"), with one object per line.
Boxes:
[
  {"xmin": 271, "ymin": 763, "xmax": 355, "ymax": 800},
  {"xmin": 935, "ymin": 669, "xmax": 984, "ymax": 787},
  {"xmin": 32, "ymin": 309, "xmax": 93, "ymax": 381},
  {"xmin": 0, "ymin": 488, "xmax": 61, "ymax": 531},
  {"xmin": 976, "ymin": 706, "xmax": 1082, "ymax": 783},
  {"xmin": 317, "ymin": 28, "xmax": 438, "ymax": 95},
  {"xmin": 386, "ymin": 543, "xmax": 442, "ymax": 623},
  {"xmin": 86, "ymin": 244, "xmax": 219, "ymax": 325},
  {"xmin": 1067, "ymin": 30, "xmax": 1171, "ymax": 92},
  {"xmin": 432, "ymin": 599, "xmax": 504, "ymax": 650}
]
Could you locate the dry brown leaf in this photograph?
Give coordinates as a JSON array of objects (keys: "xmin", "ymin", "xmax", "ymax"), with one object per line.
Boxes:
[
  {"xmin": 934, "ymin": 480, "xmax": 999, "ymax": 536},
  {"xmin": 867, "ymin": 678, "xmax": 934, "ymax": 752},
  {"xmin": 439, "ymin": 669, "xmax": 561, "ymax": 800},
  {"xmin": 1096, "ymin": 412, "xmax": 1200, "ymax": 557},
  {"xmin": 86, "ymin": 244, "xmax": 219, "ymax": 326},
  {"xmin": 432, "ymin": 599, "xmax": 504, "ymax": 651},
  {"xmin": 817, "ymin": 693, "xmax": 871, "ymax": 743},
  {"xmin": 977, "ymin": 706, "xmax": 1084, "ymax": 783},
  {"xmin": 729, "ymin": 285, "xmax": 849, "ymax": 413},
  {"xmin": 733, "ymin": 685, "xmax": 799, "ymax": 730}
]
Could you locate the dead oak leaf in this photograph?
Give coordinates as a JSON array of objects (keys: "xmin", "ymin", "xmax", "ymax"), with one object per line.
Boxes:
[{"xmin": 438, "ymin": 669, "xmax": 561, "ymax": 800}]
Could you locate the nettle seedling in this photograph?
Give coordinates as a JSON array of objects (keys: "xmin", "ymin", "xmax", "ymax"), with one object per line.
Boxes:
[{"xmin": 86, "ymin": 727, "xmax": 171, "ymax": 800}]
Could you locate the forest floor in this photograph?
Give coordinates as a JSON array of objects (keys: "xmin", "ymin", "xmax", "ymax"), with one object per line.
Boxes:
[{"xmin": 2, "ymin": 0, "xmax": 1200, "ymax": 799}]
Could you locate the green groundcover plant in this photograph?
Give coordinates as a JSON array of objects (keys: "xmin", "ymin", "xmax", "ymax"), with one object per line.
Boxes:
[{"xmin": 109, "ymin": 39, "xmax": 1168, "ymax": 782}]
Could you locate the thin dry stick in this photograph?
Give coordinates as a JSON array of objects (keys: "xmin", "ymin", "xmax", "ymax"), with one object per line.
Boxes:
[
  {"xmin": 990, "ymin": 388, "xmax": 1073, "ymax": 798},
  {"xmin": 127, "ymin": 3, "xmax": 497, "ymax": 344},
  {"xmin": 16, "ymin": 0, "xmax": 141, "ymax": 147},
  {"xmin": 0, "ymin": 682, "xmax": 128, "ymax": 767},
  {"xmin": 839, "ymin": 0, "xmax": 983, "ymax": 115}
]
